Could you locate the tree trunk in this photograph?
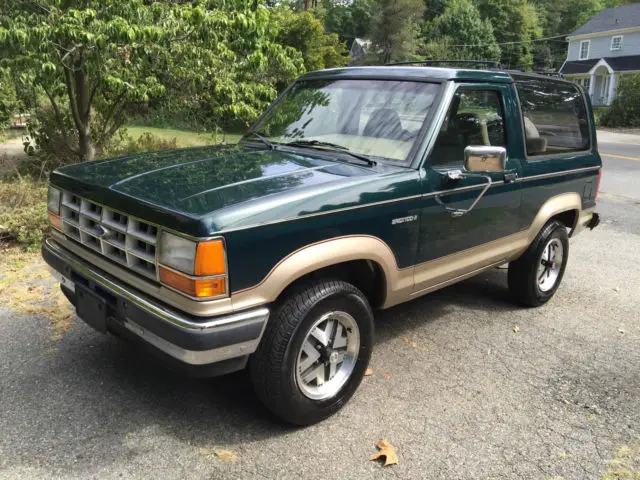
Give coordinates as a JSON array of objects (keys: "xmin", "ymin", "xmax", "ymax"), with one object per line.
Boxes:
[
  {"xmin": 79, "ymin": 128, "xmax": 96, "ymax": 162},
  {"xmin": 304, "ymin": 0, "xmax": 311, "ymax": 10},
  {"xmin": 64, "ymin": 63, "xmax": 97, "ymax": 162}
]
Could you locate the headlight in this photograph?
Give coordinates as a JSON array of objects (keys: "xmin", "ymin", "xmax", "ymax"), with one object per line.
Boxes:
[
  {"xmin": 158, "ymin": 231, "xmax": 227, "ymax": 298},
  {"xmin": 159, "ymin": 231, "xmax": 197, "ymax": 274},
  {"xmin": 47, "ymin": 186, "xmax": 62, "ymax": 230},
  {"xmin": 47, "ymin": 186, "xmax": 61, "ymax": 215}
]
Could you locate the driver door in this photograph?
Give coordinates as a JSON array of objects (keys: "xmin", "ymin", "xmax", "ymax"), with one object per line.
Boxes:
[{"xmin": 414, "ymin": 83, "xmax": 522, "ymax": 293}]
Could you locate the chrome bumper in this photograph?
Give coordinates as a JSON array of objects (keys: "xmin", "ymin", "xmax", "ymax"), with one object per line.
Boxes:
[{"xmin": 42, "ymin": 238, "xmax": 270, "ymax": 367}]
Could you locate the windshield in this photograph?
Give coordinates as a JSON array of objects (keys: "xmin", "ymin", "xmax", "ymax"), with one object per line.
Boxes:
[{"xmin": 247, "ymin": 79, "xmax": 440, "ymax": 163}]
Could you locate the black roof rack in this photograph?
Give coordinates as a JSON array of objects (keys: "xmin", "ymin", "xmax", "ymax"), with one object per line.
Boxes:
[
  {"xmin": 508, "ymin": 69, "xmax": 564, "ymax": 78},
  {"xmin": 386, "ymin": 60, "xmax": 502, "ymax": 69}
]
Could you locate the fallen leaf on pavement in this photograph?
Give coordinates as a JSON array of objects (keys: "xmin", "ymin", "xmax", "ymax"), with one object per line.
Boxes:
[
  {"xmin": 384, "ymin": 375, "xmax": 392, "ymax": 380},
  {"xmin": 402, "ymin": 337, "xmax": 409, "ymax": 343},
  {"xmin": 513, "ymin": 326, "xmax": 520, "ymax": 333},
  {"xmin": 198, "ymin": 448, "xmax": 238, "ymax": 462},
  {"xmin": 364, "ymin": 368, "xmax": 373, "ymax": 376},
  {"xmin": 371, "ymin": 439, "xmax": 399, "ymax": 467}
]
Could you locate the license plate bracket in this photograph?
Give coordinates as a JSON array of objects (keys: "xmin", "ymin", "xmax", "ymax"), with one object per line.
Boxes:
[{"xmin": 75, "ymin": 284, "xmax": 108, "ymax": 333}]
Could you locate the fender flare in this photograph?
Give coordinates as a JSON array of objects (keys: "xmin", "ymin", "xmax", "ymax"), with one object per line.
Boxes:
[{"xmin": 230, "ymin": 235, "xmax": 407, "ymax": 312}]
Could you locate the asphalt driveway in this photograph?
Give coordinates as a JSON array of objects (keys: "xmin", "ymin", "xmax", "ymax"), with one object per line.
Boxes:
[{"xmin": 0, "ymin": 135, "xmax": 639, "ymax": 479}]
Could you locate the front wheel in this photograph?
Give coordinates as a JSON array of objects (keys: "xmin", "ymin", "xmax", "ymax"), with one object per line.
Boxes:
[
  {"xmin": 250, "ymin": 279, "xmax": 374, "ymax": 426},
  {"xmin": 508, "ymin": 220, "xmax": 569, "ymax": 307}
]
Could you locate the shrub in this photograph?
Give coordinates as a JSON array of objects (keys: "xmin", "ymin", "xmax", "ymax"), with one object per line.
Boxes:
[
  {"xmin": 600, "ymin": 73, "xmax": 640, "ymax": 127},
  {"xmin": 17, "ymin": 129, "xmax": 179, "ymax": 179},
  {"xmin": 104, "ymin": 131, "xmax": 179, "ymax": 157},
  {"xmin": 0, "ymin": 180, "xmax": 48, "ymax": 251},
  {"xmin": 593, "ymin": 106, "xmax": 608, "ymax": 127}
]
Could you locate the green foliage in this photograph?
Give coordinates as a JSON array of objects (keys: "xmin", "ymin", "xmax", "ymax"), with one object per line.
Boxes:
[
  {"xmin": 601, "ymin": 74, "xmax": 640, "ymax": 127},
  {"xmin": 369, "ymin": 0, "xmax": 425, "ymax": 63},
  {"xmin": 273, "ymin": 8, "xmax": 349, "ymax": 73},
  {"xmin": 475, "ymin": 0, "xmax": 541, "ymax": 70},
  {"xmin": 324, "ymin": 0, "xmax": 373, "ymax": 41},
  {"xmin": 0, "ymin": 67, "xmax": 17, "ymax": 127},
  {"xmin": 0, "ymin": 180, "xmax": 48, "ymax": 250},
  {"xmin": 532, "ymin": 0, "xmax": 604, "ymax": 68},
  {"xmin": 593, "ymin": 106, "xmax": 608, "ymax": 127},
  {"xmin": 424, "ymin": 0, "xmax": 501, "ymax": 62},
  {"xmin": 108, "ymin": 132, "xmax": 179, "ymax": 157},
  {"xmin": 0, "ymin": 0, "xmax": 305, "ymax": 162}
]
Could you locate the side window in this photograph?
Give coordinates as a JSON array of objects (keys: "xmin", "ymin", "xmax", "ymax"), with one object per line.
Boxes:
[
  {"xmin": 514, "ymin": 78, "xmax": 590, "ymax": 157},
  {"xmin": 430, "ymin": 87, "xmax": 506, "ymax": 167}
]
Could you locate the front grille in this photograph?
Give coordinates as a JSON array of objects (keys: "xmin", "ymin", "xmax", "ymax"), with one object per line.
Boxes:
[{"xmin": 59, "ymin": 191, "xmax": 158, "ymax": 280}]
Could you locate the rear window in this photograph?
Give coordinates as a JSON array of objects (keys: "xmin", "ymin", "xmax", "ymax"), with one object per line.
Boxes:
[{"xmin": 514, "ymin": 77, "xmax": 590, "ymax": 157}]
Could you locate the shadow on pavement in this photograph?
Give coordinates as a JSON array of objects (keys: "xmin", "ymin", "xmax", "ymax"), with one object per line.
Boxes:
[{"xmin": 2, "ymin": 266, "xmax": 518, "ymax": 475}]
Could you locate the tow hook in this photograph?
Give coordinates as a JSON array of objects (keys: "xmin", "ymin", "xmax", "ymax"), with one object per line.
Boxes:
[{"xmin": 587, "ymin": 212, "xmax": 601, "ymax": 230}]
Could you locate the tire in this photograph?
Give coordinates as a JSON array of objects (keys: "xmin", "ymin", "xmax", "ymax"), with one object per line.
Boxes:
[
  {"xmin": 508, "ymin": 220, "xmax": 569, "ymax": 307},
  {"xmin": 250, "ymin": 279, "xmax": 374, "ymax": 426}
]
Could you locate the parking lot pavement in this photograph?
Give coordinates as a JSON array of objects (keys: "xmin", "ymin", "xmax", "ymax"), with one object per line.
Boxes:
[{"xmin": 1, "ymin": 194, "xmax": 639, "ymax": 480}]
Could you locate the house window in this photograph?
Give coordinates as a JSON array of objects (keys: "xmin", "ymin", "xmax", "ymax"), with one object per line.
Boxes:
[
  {"xmin": 611, "ymin": 35, "xmax": 623, "ymax": 51},
  {"xmin": 579, "ymin": 40, "xmax": 590, "ymax": 60}
]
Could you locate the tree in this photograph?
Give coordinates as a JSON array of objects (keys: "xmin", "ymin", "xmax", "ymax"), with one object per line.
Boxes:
[
  {"xmin": 475, "ymin": 0, "xmax": 541, "ymax": 70},
  {"xmin": 273, "ymin": 8, "xmax": 349, "ymax": 72},
  {"xmin": 0, "ymin": 67, "xmax": 18, "ymax": 128},
  {"xmin": 531, "ymin": 0, "xmax": 604, "ymax": 68},
  {"xmin": 424, "ymin": 0, "xmax": 501, "ymax": 62},
  {"xmin": 0, "ymin": 0, "xmax": 304, "ymax": 162},
  {"xmin": 369, "ymin": 0, "xmax": 425, "ymax": 64},
  {"xmin": 324, "ymin": 0, "xmax": 373, "ymax": 44},
  {"xmin": 601, "ymin": 74, "xmax": 640, "ymax": 127}
]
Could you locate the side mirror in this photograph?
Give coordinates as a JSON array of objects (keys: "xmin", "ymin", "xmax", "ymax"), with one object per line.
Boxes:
[{"xmin": 464, "ymin": 145, "xmax": 507, "ymax": 173}]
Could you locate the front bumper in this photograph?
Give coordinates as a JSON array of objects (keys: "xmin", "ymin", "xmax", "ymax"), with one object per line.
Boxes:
[{"xmin": 42, "ymin": 238, "xmax": 269, "ymax": 375}]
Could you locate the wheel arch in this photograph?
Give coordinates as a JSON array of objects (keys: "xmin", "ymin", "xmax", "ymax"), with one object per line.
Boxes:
[
  {"xmin": 525, "ymin": 192, "xmax": 582, "ymax": 244},
  {"xmin": 230, "ymin": 235, "xmax": 404, "ymax": 312}
]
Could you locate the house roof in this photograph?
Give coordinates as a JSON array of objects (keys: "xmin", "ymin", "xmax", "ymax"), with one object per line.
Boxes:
[
  {"xmin": 560, "ymin": 54, "xmax": 640, "ymax": 74},
  {"xmin": 570, "ymin": 3, "xmax": 640, "ymax": 36}
]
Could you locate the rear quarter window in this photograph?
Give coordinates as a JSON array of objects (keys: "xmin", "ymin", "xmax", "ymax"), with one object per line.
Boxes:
[{"xmin": 514, "ymin": 77, "xmax": 591, "ymax": 157}]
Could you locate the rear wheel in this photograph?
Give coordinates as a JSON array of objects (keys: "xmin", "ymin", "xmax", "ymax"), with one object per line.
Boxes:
[
  {"xmin": 250, "ymin": 279, "xmax": 374, "ymax": 425},
  {"xmin": 508, "ymin": 220, "xmax": 569, "ymax": 307}
]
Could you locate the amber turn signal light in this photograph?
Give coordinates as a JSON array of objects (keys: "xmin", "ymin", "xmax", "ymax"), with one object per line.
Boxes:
[
  {"xmin": 195, "ymin": 239, "xmax": 226, "ymax": 276},
  {"xmin": 159, "ymin": 266, "xmax": 226, "ymax": 298},
  {"xmin": 48, "ymin": 211, "xmax": 62, "ymax": 230}
]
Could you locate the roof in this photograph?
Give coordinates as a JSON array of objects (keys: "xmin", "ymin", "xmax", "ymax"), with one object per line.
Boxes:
[
  {"xmin": 560, "ymin": 54, "xmax": 640, "ymax": 74},
  {"xmin": 299, "ymin": 66, "xmax": 579, "ymax": 87},
  {"xmin": 300, "ymin": 66, "xmax": 514, "ymax": 83},
  {"xmin": 570, "ymin": 4, "xmax": 640, "ymax": 36}
]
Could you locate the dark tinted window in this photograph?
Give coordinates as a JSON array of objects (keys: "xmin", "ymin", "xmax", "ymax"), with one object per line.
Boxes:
[
  {"xmin": 430, "ymin": 87, "xmax": 506, "ymax": 167},
  {"xmin": 514, "ymin": 77, "xmax": 590, "ymax": 156}
]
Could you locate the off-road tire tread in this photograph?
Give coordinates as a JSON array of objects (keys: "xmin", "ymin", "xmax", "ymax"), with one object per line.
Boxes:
[
  {"xmin": 250, "ymin": 279, "xmax": 373, "ymax": 425},
  {"xmin": 508, "ymin": 220, "xmax": 569, "ymax": 307}
]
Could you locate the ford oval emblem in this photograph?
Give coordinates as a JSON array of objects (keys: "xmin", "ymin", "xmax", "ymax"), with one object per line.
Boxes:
[{"xmin": 95, "ymin": 225, "xmax": 111, "ymax": 238}]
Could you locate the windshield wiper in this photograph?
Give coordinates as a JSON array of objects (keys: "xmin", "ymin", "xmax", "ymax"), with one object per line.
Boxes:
[
  {"xmin": 244, "ymin": 131, "xmax": 276, "ymax": 150},
  {"xmin": 283, "ymin": 140, "xmax": 377, "ymax": 166}
]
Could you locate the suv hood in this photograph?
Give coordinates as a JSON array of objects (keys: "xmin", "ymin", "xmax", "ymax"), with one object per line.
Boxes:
[{"xmin": 52, "ymin": 145, "xmax": 417, "ymax": 236}]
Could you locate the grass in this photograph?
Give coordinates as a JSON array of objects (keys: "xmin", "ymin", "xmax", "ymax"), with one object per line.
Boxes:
[
  {"xmin": 123, "ymin": 126, "xmax": 242, "ymax": 148},
  {"xmin": 0, "ymin": 127, "xmax": 27, "ymax": 143},
  {"xmin": 0, "ymin": 247, "xmax": 74, "ymax": 339}
]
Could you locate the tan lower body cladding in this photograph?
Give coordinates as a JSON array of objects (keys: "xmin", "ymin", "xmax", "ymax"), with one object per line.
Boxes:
[
  {"xmin": 234, "ymin": 192, "xmax": 588, "ymax": 310},
  {"xmin": 52, "ymin": 192, "xmax": 591, "ymax": 317}
]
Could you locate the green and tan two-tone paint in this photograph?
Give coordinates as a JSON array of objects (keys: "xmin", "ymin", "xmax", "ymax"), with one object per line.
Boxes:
[{"xmin": 49, "ymin": 67, "xmax": 601, "ymax": 318}]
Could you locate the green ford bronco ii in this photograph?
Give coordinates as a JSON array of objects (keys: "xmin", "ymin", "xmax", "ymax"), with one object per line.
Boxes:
[{"xmin": 43, "ymin": 65, "xmax": 601, "ymax": 425}]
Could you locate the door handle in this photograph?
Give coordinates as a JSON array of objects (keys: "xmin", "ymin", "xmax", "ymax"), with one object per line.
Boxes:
[{"xmin": 504, "ymin": 172, "xmax": 518, "ymax": 183}]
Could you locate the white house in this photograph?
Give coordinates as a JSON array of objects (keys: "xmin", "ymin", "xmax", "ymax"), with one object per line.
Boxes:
[{"xmin": 559, "ymin": 3, "xmax": 640, "ymax": 106}]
